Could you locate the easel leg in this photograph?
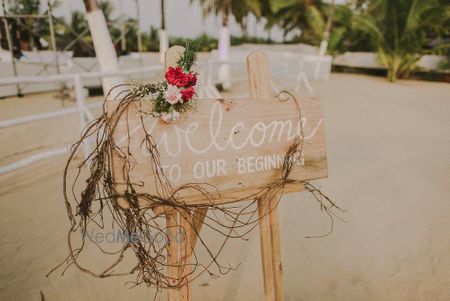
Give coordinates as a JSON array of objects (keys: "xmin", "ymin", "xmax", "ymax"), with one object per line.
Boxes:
[
  {"xmin": 166, "ymin": 208, "xmax": 205, "ymax": 301},
  {"xmin": 191, "ymin": 208, "xmax": 208, "ymax": 245},
  {"xmin": 179, "ymin": 209, "xmax": 193, "ymax": 301},
  {"xmin": 257, "ymin": 197, "xmax": 284, "ymax": 301},
  {"xmin": 269, "ymin": 199, "xmax": 284, "ymax": 300},
  {"xmin": 166, "ymin": 210, "xmax": 182, "ymax": 301}
]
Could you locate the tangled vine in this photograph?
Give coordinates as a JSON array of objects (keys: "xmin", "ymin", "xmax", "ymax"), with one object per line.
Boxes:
[{"xmin": 48, "ymin": 85, "xmax": 343, "ymax": 297}]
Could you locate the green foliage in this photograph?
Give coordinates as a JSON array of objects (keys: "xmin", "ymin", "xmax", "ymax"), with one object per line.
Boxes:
[
  {"xmin": 7, "ymin": 0, "xmax": 40, "ymax": 14},
  {"xmin": 98, "ymin": 0, "xmax": 114, "ymax": 22},
  {"xmin": 191, "ymin": 0, "xmax": 270, "ymax": 36},
  {"xmin": 6, "ymin": 0, "xmax": 450, "ymax": 82},
  {"xmin": 141, "ymin": 26, "xmax": 160, "ymax": 52},
  {"xmin": 325, "ymin": 5, "xmax": 374, "ymax": 54},
  {"xmin": 268, "ymin": 0, "xmax": 324, "ymax": 44},
  {"xmin": 168, "ymin": 33, "xmax": 277, "ymax": 52},
  {"xmin": 439, "ymin": 48, "xmax": 450, "ymax": 70},
  {"xmin": 177, "ymin": 41, "xmax": 198, "ymax": 71},
  {"xmin": 170, "ymin": 33, "xmax": 217, "ymax": 52},
  {"xmin": 353, "ymin": 0, "xmax": 450, "ymax": 81},
  {"xmin": 266, "ymin": 0, "xmax": 449, "ymax": 81}
]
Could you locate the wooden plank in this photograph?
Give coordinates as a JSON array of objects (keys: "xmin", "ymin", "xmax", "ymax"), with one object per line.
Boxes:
[
  {"xmin": 150, "ymin": 46, "xmax": 186, "ymax": 222},
  {"xmin": 179, "ymin": 209, "xmax": 193, "ymax": 301},
  {"xmin": 165, "ymin": 45, "xmax": 185, "ymax": 69},
  {"xmin": 166, "ymin": 210, "xmax": 181, "ymax": 301},
  {"xmin": 107, "ymin": 94, "xmax": 325, "ymax": 206},
  {"xmin": 258, "ymin": 197, "xmax": 276, "ymax": 301},
  {"xmin": 190, "ymin": 208, "xmax": 207, "ymax": 246},
  {"xmin": 249, "ymin": 52, "xmax": 277, "ymax": 301},
  {"xmin": 248, "ymin": 52, "xmax": 285, "ymax": 300},
  {"xmin": 247, "ymin": 52, "xmax": 272, "ymax": 99},
  {"xmin": 106, "ymin": 46, "xmax": 327, "ymax": 206},
  {"xmin": 103, "ymin": 46, "xmax": 322, "ymax": 301},
  {"xmin": 269, "ymin": 198, "xmax": 284, "ymax": 301}
]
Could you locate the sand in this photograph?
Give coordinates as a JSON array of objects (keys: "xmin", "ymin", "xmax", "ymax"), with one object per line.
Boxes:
[{"xmin": 0, "ymin": 73, "xmax": 449, "ymax": 301}]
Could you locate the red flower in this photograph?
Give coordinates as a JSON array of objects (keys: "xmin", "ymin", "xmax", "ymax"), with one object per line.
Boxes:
[
  {"xmin": 186, "ymin": 73, "xmax": 197, "ymax": 87},
  {"xmin": 165, "ymin": 67, "xmax": 188, "ymax": 87},
  {"xmin": 181, "ymin": 86, "xmax": 195, "ymax": 102}
]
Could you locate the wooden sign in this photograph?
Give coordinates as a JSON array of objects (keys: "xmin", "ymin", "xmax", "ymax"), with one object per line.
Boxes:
[
  {"xmin": 103, "ymin": 47, "xmax": 330, "ymax": 301},
  {"xmin": 106, "ymin": 53, "xmax": 327, "ymax": 207}
]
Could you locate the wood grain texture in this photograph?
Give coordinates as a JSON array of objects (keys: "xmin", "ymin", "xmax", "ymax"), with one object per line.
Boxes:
[
  {"xmin": 179, "ymin": 209, "xmax": 193, "ymax": 301},
  {"xmin": 190, "ymin": 208, "xmax": 207, "ymax": 246},
  {"xmin": 249, "ymin": 52, "xmax": 283, "ymax": 301},
  {"xmin": 258, "ymin": 197, "xmax": 276, "ymax": 301},
  {"xmin": 165, "ymin": 45, "xmax": 185, "ymax": 69},
  {"xmin": 104, "ymin": 47, "xmax": 326, "ymax": 301},
  {"xmin": 107, "ymin": 49, "xmax": 327, "ymax": 207},
  {"xmin": 269, "ymin": 198, "xmax": 284, "ymax": 301},
  {"xmin": 247, "ymin": 52, "xmax": 272, "ymax": 98},
  {"xmin": 166, "ymin": 210, "xmax": 181, "ymax": 301},
  {"xmin": 107, "ymin": 49, "xmax": 326, "ymax": 208},
  {"xmin": 107, "ymin": 98, "xmax": 326, "ymax": 207},
  {"xmin": 165, "ymin": 46, "xmax": 185, "ymax": 301}
]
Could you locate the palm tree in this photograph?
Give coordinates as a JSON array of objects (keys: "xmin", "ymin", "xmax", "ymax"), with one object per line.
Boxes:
[
  {"xmin": 314, "ymin": 0, "xmax": 335, "ymax": 78},
  {"xmin": 69, "ymin": 10, "xmax": 95, "ymax": 57},
  {"xmin": 354, "ymin": 0, "xmax": 449, "ymax": 81},
  {"xmin": 233, "ymin": 0, "xmax": 274, "ymax": 40},
  {"xmin": 83, "ymin": 0, "xmax": 122, "ymax": 94},
  {"xmin": 218, "ymin": 0, "xmax": 230, "ymax": 57},
  {"xmin": 159, "ymin": 0, "xmax": 168, "ymax": 62},
  {"xmin": 192, "ymin": 0, "xmax": 232, "ymax": 88},
  {"xmin": 268, "ymin": 0, "xmax": 325, "ymax": 45},
  {"xmin": 232, "ymin": 0, "xmax": 251, "ymax": 38},
  {"xmin": 196, "ymin": 0, "xmax": 231, "ymax": 54},
  {"xmin": 319, "ymin": 0, "xmax": 335, "ymax": 55},
  {"xmin": 7, "ymin": 0, "xmax": 41, "ymax": 51}
]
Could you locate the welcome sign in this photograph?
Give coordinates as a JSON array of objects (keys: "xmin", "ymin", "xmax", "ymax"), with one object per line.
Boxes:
[
  {"xmin": 107, "ymin": 53, "xmax": 327, "ymax": 206},
  {"xmin": 107, "ymin": 97, "xmax": 327, "ymax": 205}
]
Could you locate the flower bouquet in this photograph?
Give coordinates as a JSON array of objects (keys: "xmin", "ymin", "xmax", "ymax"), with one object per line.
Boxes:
[{"xmin": 131, "ymin": 43, "xmax": 198, "ymax": 124}]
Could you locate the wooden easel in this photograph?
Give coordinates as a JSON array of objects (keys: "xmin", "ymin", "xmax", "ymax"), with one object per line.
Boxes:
[{"xmin": 162, "ymin": 46, "xmax": 286, "ymax": 301}]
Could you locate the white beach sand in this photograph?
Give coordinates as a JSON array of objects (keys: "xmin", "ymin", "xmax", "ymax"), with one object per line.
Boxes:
[{"xmin": 0, "ymin": 73, "xmax": 449, "ymax": 301}]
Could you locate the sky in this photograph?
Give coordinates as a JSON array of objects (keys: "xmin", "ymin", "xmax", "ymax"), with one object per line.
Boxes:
[
  {"xmin": 52, "ymin": 0, "xmax": 292, "ymax": 41},
  {"xmin": 1, "ymin": 0, "xmax": 349, "ymax": 42}
]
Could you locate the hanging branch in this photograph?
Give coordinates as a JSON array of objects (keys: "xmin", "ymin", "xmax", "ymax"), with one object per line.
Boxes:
[{"xmin": 48, "ymin": 86, "xmax": 343, "ymax": 298}]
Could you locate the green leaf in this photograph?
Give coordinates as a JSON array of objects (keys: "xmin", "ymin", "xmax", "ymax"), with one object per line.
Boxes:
[
  {"xmin": 270, "ymin": 0, "xmax": 298, "ymax": 13},
  {"xmin": 305, "ymin": 5, "xmax": 325, "ymax": 38}
]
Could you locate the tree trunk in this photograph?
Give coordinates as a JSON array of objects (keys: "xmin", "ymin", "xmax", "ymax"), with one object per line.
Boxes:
[
  {"xmin": 83, "ymin": 0, "xmax": 122, "ymax": 95},
  {"xmin": 160, "ymin": 0, "xmax": 166, "ymax": 30},
  {"xmin": 315, "ymin": 0, "xmax": 335, "ymax": 79},
  {"xmin": 218, "ymin": 0, "xmax": 231, "ymax": 90},
  {"xmin": 221, "ymin": 0, "xmax": 230, "ymax": 27},
  {"xmin": 83, "ymin": 0, "xmax": 98, "ymax": 12},
  {"xmin": 387, "ymin": 56, "xmax": 400, "ymax": 82},
  {"xmin": 319, "ymin": 0, "xmax": 335, "ymax": 55},
  {"xmin": 323, "ymin": 0, "xmax": 336, "ymax": 43},
  {"xmin": 159, "ymin": 0, "xmax": 169, "ymax": 63},
  {"xmin": 218, "ymin": 0, "xmax": 230, "ymax": 61}
]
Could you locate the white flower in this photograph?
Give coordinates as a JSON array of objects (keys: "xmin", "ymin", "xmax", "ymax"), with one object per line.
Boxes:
[
  {"xmin": 141, "ymin": 94, "xmax": 154, "ymax": 102},
  {"xmin": 161, "ymin": 111, "xmax": 181, "ymax": 124},
  {"xmin": 164, "ymin": 84, "xmax": 182, "ymax": 105}
]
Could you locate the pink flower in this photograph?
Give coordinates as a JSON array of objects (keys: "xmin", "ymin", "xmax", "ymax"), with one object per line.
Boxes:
[{"xmin": 164, "ymin": 85, "xmax": 182, "ymax": 105}]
